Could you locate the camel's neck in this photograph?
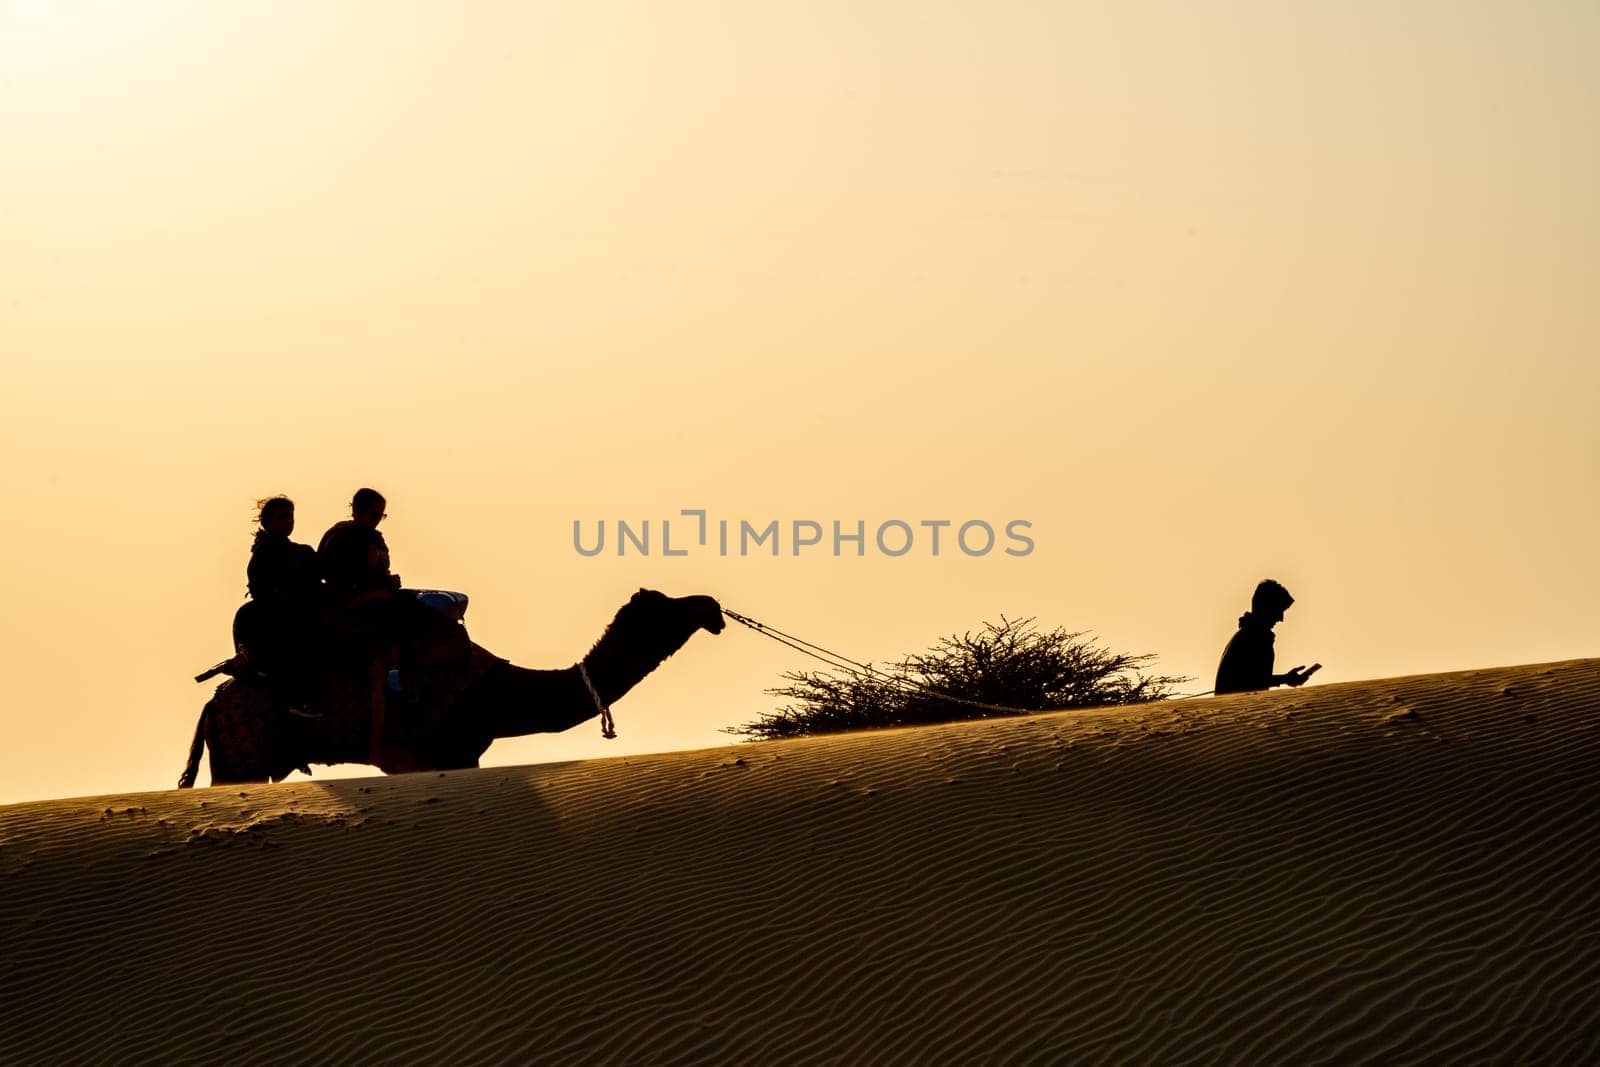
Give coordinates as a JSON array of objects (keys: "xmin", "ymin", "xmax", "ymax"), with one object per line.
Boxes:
[
  {"xmin": 468, "ymin": 646, "xmax": 662, "ymax": 740},
  {"xmin": 468, "ymin": 663, "xmax": 595, "ymax": 738},
  {"xmin": 460, "ymin": 590, "xmax": 712, "ymax": 743},
  {"xmin": 582, "ymin": 632, "xmax": 672, "ymax": 709}
]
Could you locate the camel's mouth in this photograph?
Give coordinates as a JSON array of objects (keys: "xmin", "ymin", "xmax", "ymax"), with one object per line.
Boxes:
[{"xmin": 688, "ymin": 595, "xmax": 726, "ymax": 635}]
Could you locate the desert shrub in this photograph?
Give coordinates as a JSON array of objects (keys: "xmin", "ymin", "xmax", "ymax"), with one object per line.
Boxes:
[{"xmin": 729, "ymin": 616, "xmax": 1187, "ymax": 740}]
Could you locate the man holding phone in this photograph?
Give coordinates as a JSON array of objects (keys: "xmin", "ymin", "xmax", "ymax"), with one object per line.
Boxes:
[{"xmin": 1214, "ymin": 578, "xmax": 1320, "ymax": 695}]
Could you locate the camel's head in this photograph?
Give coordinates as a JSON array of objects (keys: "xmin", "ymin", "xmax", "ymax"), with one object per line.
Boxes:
[
  {"xmin": 582, "ymin": 589, "xmax": 724, "ymax": 693},
  {"xmin": 626, "ymin": 588, "xmax": 725, "ymax": 636}
]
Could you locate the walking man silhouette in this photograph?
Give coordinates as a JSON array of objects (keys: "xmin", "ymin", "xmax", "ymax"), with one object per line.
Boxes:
[{"xmin": 1215, "ymin": 579, "xmax": 1320, "ymax": 694}]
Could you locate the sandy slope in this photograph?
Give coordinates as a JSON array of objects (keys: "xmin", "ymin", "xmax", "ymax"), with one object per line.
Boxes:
[{"xmin": 2, "ymin": 659, "xmax": 1598, "ymax": 1065}]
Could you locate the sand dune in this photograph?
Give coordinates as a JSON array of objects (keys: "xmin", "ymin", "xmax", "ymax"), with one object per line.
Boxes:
[{"xmin": 3, "ymin": 659, "xmax": 1598, "ymax": 1064}]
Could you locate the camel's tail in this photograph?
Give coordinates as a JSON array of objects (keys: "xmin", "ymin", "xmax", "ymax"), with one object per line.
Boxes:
[{"xmin": 177, "ymin": 705, "xmax": 208, "ymax": 789}]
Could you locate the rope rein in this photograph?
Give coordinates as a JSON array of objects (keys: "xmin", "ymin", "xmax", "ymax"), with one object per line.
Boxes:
[
  {"xmin": 577, "ymin": 661, "xmax": 616, "ymax": 739},
  {"xmin": 578, "ymin": 606, "xmax": 1213, "ymax": 741},
  {"xmin": 720, "ymin": 606, "xmax": 1178, "ymax": 717}
]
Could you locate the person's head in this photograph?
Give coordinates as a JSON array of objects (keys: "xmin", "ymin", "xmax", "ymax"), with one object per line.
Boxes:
[
  {"xmin": 351, "ymin": 487, "xmax": 386, "ymax": 529},
  {"xmin": 255, "ymin": 495, "xmax": 295, "ymax": 538},
  {"xmin": 1251, "ymin": 578, "xmax": 1294, "ymax": 626}
]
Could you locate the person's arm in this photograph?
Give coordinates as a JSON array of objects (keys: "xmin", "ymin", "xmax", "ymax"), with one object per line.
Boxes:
[
  {"xmin": 317, "ymin": 526, "xmax": 351, "ymax": 587},
  {"xmin": 1259, "ymin": 632, "xmax": 1296, "ymax": 688},
  {"xmin": 1273, "ymin": 664, "xmax": 1321, "ymax": 688},
  {"xmin": 374, "ymin": 531, "xmax": 400, "ymax": 588}
]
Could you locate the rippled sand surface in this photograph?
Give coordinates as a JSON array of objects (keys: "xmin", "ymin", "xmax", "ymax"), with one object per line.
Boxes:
[{"xmin": 3, "ymin": 659, "xmax": 1597, "ymax": 1064}]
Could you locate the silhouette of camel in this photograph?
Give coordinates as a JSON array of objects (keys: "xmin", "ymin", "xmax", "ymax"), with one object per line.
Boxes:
[{"xmin": 179, "ymin": 588, "xmax": 725, "ymax": 787}]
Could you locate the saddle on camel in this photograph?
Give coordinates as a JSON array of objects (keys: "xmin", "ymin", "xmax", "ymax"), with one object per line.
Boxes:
[{"xmin": 182, "ymin": 497, "xmax": 726, "ymax": 789}]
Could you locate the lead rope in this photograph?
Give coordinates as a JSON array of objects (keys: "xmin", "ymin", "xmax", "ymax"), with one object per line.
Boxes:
[
  {"xmin": 578, "ymin": 661, "xmax": 616, "ymax": 739},
  {"xmin": 722, "ymin": 607, "xmax": 1070, "ymax": 715},
  {"xmin": 722, "ymin": 606, "xmax": 1213, "ymax": 711}
]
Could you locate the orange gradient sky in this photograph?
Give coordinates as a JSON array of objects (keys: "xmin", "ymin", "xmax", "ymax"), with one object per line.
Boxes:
[{"xmin": 2, "ymin": 1, "xmax": 1596, "ymax": 804}]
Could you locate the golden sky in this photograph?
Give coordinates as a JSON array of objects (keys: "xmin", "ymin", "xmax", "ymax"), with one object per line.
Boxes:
[{"xmin": 2, "ymin": 1, "xmax": 1596, "ymax": 804}]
